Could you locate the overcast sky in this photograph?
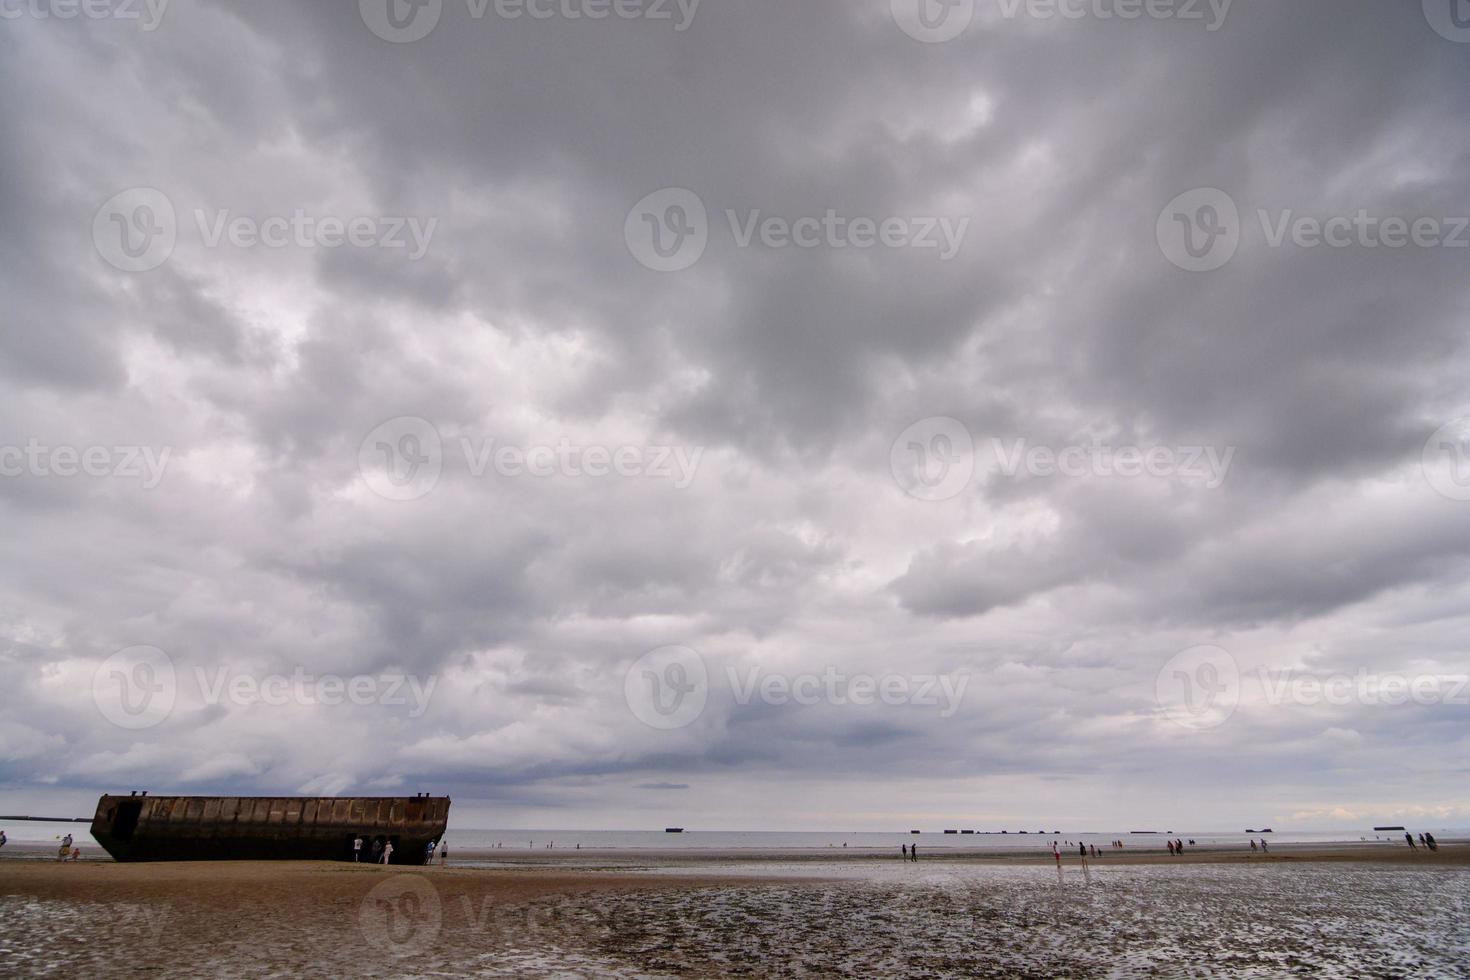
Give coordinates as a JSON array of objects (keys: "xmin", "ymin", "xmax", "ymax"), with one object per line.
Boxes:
[{"xmin": 2, "ymin": 0, "xmax": 1468, "ymax": 832}]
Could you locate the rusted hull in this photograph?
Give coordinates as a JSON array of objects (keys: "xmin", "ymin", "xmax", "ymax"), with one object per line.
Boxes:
[{"xmin": 89, "ymin": 795, "xmax": 450, "ymax": 864}]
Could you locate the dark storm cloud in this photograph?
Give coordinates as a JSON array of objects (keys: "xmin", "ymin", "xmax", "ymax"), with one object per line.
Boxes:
[{"xmin": 1, "ymin": 0, "xmax": 1467, "ymax": 829}]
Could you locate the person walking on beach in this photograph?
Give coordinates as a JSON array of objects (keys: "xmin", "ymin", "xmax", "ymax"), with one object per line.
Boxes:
[
  {"xmin": 1405, "ymin": 833, "xmax": 1416, "ymax": 850},
  {"xmin": 382, "ymin": 841, "xmax": 394, "ymax": 865},
  {"xmin": 0, "ymin": 829, "xmax": 7, "ymax": 849},
  {"xmin": 901, "ymin": 844, "xmax": 907, "ymax": 860},
  {"xmin": 439, "ymin": 842, "xmax": 448, "ymax": 867},
  {"xmin": 1425, "ymin": 832, "xmax": 1438, "ymax": 851},
  {"xmin": 1260, "ymin": 839, "xmax": 1268, "ymax": 853},
  {"xmin": 910, "ymin": 843, "xmax": 918, "ymax": 863},
  {"xmin": 1079, "ymin": 842, "xmax": 1086, "ymax": 858},
  {"xmin": 425, "ymin": 840, "xmax": 436, "ymax": 865}
]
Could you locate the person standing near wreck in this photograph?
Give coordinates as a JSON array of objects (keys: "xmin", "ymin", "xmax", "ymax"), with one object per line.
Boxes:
[
  {"xmin": 382, "ymin": 841, "xmax": 394, "ymax": 865},
  {"xmin": 353, "ymin": 836, "xmax": 363, "ymax": 862}
]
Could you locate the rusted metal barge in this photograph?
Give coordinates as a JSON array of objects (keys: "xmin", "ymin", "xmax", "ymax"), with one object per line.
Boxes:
[{"xmin": 89, "ymin": 793, "xmax": 450, "ymax": 863}]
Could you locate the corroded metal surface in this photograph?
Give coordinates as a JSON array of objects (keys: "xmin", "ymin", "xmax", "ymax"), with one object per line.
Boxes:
[{"xmin": 89, "ymin": 794, "xmax": 450, "ymax": 863}]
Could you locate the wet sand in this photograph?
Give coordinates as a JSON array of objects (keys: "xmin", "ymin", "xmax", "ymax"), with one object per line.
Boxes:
[
  {"xmin": 2, "ymin": 847, "xmax": 1465, "ymax": 977},
  {"xmin": 429, "ymin": 839, "xmax": 1470, "ymax": 868}
]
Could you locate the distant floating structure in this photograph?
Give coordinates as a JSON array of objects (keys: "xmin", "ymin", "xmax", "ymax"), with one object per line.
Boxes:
[
  {"xmin": 664, "ymin": 827, "xmax": 684, "ymax": 833},
  {"xmin": 89, "ymin": 793, "xmax": 448, "ymax": 863},
  {"xmin": 1373, "ymin": 825, "xmax": 1405, "ymax": 831}
]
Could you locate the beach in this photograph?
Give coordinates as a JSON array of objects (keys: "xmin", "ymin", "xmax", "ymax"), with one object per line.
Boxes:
[{"xmin": 3, "ymin": 845, "xmax": 1466, "ymax": 977}]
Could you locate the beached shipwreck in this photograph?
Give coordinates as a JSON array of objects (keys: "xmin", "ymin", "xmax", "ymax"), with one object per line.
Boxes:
[{"xmin": 90, "ymin": 794, "xmax": 450, "ymax": 863}]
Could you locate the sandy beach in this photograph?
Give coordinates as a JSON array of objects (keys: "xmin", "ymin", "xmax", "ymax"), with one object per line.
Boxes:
[{"xmin": 3, "ymin": 846, "xmax": 1466, "ymax": 977}]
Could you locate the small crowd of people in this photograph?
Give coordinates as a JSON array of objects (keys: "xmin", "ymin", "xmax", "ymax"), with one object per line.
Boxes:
[
  {"xmin": 1406, "ymin": 832, "xmax": 1438, "ymax": 851},
  {"xmin": 1249, "ymin": 838, "xmax": 1269, "ymax": 852},
  {"xmin": 56, "ymin": 832, "xmax": 81, "ymax": 862},
  {"xmin": 351, "ymin": 835, "xmax": 449, "ymax": 866},
  {"xmin": 1165, "ymin": 838, "xmax": 1187, "ymax": 855}
]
